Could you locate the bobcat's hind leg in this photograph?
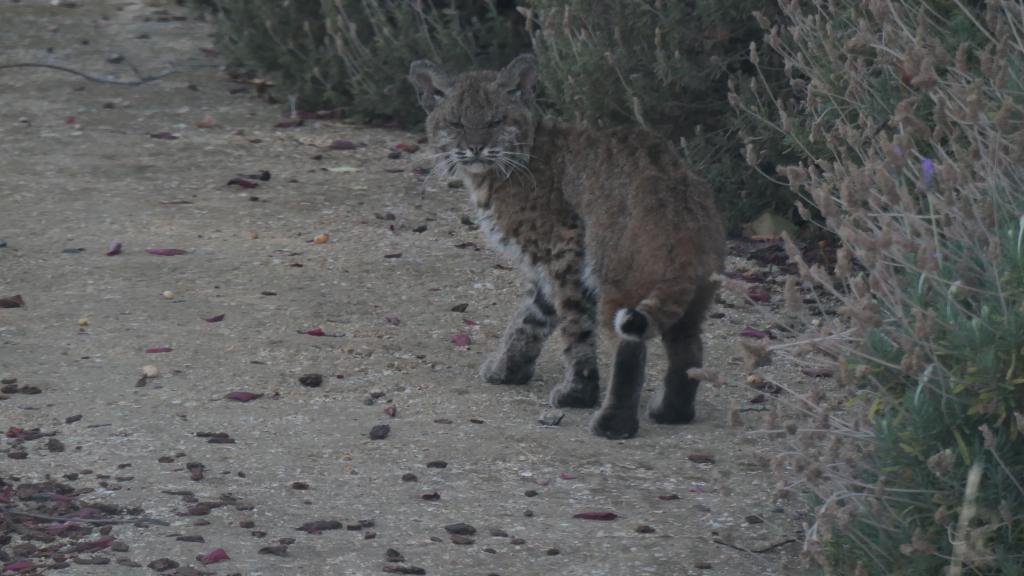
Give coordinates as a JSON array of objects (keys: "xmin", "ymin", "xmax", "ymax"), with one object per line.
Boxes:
[
  {"xmin": 648, "ymin": 286, "xmax": 714, "ymax": 423},
  {"xmin": 591, "ymin": 339, "xmax": 646, "ymax": 439},
  {"xmin": 481, "ymin": 283, "xmax": 557, "ymax": 385}
]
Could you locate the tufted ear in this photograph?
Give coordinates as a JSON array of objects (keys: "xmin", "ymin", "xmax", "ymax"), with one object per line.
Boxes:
[
  {"xmin": 496, "ymin": 54, "xmax": 538, "ymax": 101},
  {"xmin": 408, "ymin": 60, "xmax": 452, "ymax": 112}
]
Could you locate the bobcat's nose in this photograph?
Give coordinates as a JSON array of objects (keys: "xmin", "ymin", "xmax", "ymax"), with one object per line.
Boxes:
[{"xmin": 467, "ymin": 144, "xmax": 485, "ymax": 157}]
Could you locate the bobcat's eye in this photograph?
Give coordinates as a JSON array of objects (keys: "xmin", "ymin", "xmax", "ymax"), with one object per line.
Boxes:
[{"xmin": 487, "ymin": 115, "xmax": 506, "ymax": 128}]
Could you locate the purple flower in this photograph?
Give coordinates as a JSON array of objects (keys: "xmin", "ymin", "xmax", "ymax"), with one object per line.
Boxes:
[{"xmin": 921, "ymin": 157, "xmax": 935, "ymax": 187}]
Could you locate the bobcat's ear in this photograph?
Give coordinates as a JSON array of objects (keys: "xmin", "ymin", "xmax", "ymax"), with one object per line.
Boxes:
[
  {"xmin": 497, "ymin": 54, "xmax": 538, "ymax": 101},
  {"xmin": 409, "ymin": 60, "xmax": 451, "ymax": 113}
]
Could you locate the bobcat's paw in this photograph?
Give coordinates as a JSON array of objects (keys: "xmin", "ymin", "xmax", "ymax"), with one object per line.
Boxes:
[
  {"xmin": 549, "ymin": 382, "xmax": 598, "ymax": 408},
  {"xmin": 647, "ymin": 391, "xmax": 696, "ymax": 424},
  {"xmin": 590, "ymin": 407, "xmax": 639, "ymax": 439},
  {"xmin": 480, "ymin": 356, "xmax": 534, "ymax": 385}
]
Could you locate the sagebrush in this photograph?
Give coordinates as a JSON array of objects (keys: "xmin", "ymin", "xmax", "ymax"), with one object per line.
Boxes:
[{"xmin": 737, "ymin": 1, "xmax": 1024, "ymax": 573}]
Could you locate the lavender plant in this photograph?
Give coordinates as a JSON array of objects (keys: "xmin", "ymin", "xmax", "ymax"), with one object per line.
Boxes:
[{"xmin": 736, "ymin": 1, "xmax": 1024, "ymax": 573}]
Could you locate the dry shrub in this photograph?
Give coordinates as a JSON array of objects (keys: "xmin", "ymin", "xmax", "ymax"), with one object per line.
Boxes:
[
  {"xmin": 738, "ymin": 1, "xmax": 1024, "ymax": 573},
  {"xmin": 198, "ymin": 0, "xmax": 528, "ymax": 122}
]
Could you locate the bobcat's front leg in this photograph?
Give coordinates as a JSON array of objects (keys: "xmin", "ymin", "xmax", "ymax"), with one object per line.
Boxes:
[
  {"xmin": 547, "ymin": 245, "xmax": 600, "ymax": 408},
  {"xmin": 481, "ymin": 282, "xmax": 557, "ymax": 385}
]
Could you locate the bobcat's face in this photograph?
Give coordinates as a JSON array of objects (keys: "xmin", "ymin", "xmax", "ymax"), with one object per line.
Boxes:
[{"xmin": 409, "ymin": 56, "xmax": 537, "ymax": 178}]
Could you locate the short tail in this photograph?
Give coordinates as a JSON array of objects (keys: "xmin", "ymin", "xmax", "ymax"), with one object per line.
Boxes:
[{"xmin": 614, "ymin": 308, "xmax": 658, "ymax": 341}]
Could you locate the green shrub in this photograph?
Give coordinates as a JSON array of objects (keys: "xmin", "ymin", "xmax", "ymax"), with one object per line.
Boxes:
[
  {"xmin": 322, "ymin": 0, "xmax": 529, "ymax": 124},
  {"xmin": 199, "ymin": 0, "xmax": 528, "ymax": 121},
  {"xmin": 529, "ymin": 0, "xmax": 794, "ymax": 231},
  {"xmin": 202, "ymin": 0, "xmax": 343, "ymax": 110},
  {"xmin": 738, "ymin": 1, "xmax": 1024, "ymax": 573}
]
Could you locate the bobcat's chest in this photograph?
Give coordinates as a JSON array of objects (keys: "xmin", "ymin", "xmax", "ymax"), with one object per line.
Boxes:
[{"xmin": 475, "ymin": 205, "xmax": 525, "ymax": 263}]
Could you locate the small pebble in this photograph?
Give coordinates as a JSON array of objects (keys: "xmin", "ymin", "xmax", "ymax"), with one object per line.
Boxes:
[
  {"xmin": 142, "ymin": 365, "xmax": 159, "ymax": 378},
  {"xmin": 78, "ymin": 318, "xmax": 89, "ymax": 326},
  {"xmin": 545, "ymin": 548, "xmax": 560, "ymax": 556},
  {"xmin": 444, "ymin": 523, "xmax": 476, "ymax": 536},
  {"xmin": 298, "ymin": 373, "xmax": 323, "ymax": 387},
  {"xmin": 291, "ymin": 481, "xmax": 310, "ymax": 490},
  {"xmin": 425, "ymin": 460, "xmax": 447, "ymax": 469},
  {"xmin": 162, "ymin": 290, "xmax": 174, "ymax": 299},
  {"xmin": 523, "ymin": 510, "xmax": 534, "ymax": 518},
  {"xmin": 385, "ymin": 548, "xmax": 405, "ymax": 563},
  {"xmin": 510, "ymin": 538, "xmax": 526, "ymax": 545},
  {"xmin": 369, "ymin": 424, "xmax": 390, "ymax": 440},
  {"xmin": 636, "ymin": 525, "xmax": 656, "ymax": 534},
  {"xmin": 524, "ymin": 490, "xmax": 538, "ymax": 498},
  {"xmin": 401, "ymin": 473, "xmax": 418, "ymax": 482}
]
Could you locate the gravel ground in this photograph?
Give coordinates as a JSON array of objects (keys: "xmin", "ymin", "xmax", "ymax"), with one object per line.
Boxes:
[{"xmin": 0, "ymin": 2, "xmax": 827, "ymax": 575}]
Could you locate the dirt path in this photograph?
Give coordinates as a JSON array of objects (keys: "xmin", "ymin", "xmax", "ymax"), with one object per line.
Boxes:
[{"xmin": 1, "ymin": 2, "xmax": 818, "ymax": 575}]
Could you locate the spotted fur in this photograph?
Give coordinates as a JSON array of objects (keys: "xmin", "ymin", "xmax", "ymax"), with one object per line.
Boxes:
[{"xmin": 410, "ymin": 55, "xmax": 725, "ymax": 439}]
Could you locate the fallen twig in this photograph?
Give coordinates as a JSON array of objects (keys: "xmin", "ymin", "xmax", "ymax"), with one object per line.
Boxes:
[
  {"xmin": 713, "ymin": 537, "xmax": 797, "ymax": 554},
  {"xmin": 0, "ymin": 62, "xmax": 180, "ymax": 85}
]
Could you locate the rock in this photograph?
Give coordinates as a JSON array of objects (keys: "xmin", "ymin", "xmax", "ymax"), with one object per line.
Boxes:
[
  {"xmin": 369, "ymin": 424, "xmax": 391, "ymax": 440},
  {"xmin": 298, "ymin": 373, "xmax": 323, "ymax": 387},
  {"xmin": 385, "ymin": 548, "xmax": 405, "ymax": 563},
  {"xmin": 147, "ymin": 558, "xmax": 179, "ymax": 571},
  {"xmin": 444, "ymin": 523, "xmax": 476, "ymax": 536},
  {"xmin": 538, "ymin": 410, "xmax": 564, "ymax": 426}
]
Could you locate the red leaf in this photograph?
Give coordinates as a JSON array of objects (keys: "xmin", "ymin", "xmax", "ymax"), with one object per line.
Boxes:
[
  {"xmin": 3, "ymin": 560, "xmax": 35, "ymax": 572},
  {"xmin": 573, "ymin": 511, "xmax": 618, "ymax": 521},
  {"xmin": 225, "ymin": 391, "xmax": 263, "ymax": 402},
  {"xmin": 328, "ymin": 139, "xmax": 357, "ymax": 150},
  {"xmin": 303, "ymin": 327, "xmax": 325, "ymax": 336},
  {"xmin": 149, "ymin": 132, "xmax": 179, "ymax": 140},
  {"xmin": 450, "ymin": 333, "xmax": 472, "ymax": 347},
  {"xmin": 198, "ymin": 548, "xmax": 230, "ymax": 565},
  {"xmin": 200, "ymin": 47, "xmax": 219, "ymax": 57},
  {"xmin": 5, "ymin": 427, "xmax": 23, "ymax": 438},
  {"xmin": 559, "ymin": 472, "xmax": 577, "ymax": 480},
  {"xmin": 657, "ymin": 494, "xmax": 680, "ymax": 501},
  {"xmin": 65, "ymin": 116, "xmax": 76, "ymax": 124},
  {"xmin": 145, "ymin": 248, "xmax": 187, "ymax": 256},
  {"xmin": 462, "ymin": 319, "xmax": 478, "ymax": 326},
  {"xmin": 395, "ymin": 143, "xmax": 420, "ymax": 153},
  {"xmin": 105, "ymin": 241, "xmax": 122, "ymax": 256},
  {"xmin": 747, "ymin": 286, "xmax": 771, "ymax": 302},
  {"xmin": 204, "ymin": 314, "xmax": 225, "ymax": 323},
  {"xmin": 227, "ymin": 177, "xmax": 259, "ymax": 189},
  {"xmin": 145, "ymin": 347, "xmax": 173, "ymax": 353},
  {"xmin": 740, "ymin": 327, "xmax": 769, "ymax": 339},
  {"xmin": 384, "ymin": 405, "xmax": 397, "ymax": 418}
]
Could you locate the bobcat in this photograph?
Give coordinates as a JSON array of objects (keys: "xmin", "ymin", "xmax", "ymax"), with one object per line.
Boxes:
[{"xmin": 409, "ymin": 55, "xmax": 725, "ymax": 439}]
